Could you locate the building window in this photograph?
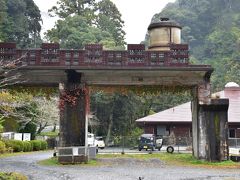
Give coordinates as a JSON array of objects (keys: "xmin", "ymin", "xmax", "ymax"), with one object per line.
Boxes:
[
  {"xmin": 157, "ymin": 125, "xmax": 170, "ymax": 136},
  {"xmin": 229, "ymin": 129, "xmax": 236, "ymax": 138}
]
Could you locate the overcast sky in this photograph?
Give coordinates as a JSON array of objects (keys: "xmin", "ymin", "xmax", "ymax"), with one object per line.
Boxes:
[{"xmin": 33, "ymin": 0, "xmax": 176, "ymax": 43}]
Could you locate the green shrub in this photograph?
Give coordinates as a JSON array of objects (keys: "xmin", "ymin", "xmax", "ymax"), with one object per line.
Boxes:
[
  {"xmin": 30, "ymin": 140, "xmax": 47, "ymax": 151},
  {"xmin": 4, "ymin": 140, "xmax": 24, "ymax": 152},
  {"xmin": 30, "ymin": 140, "xmax": 41, "ymax": 151},
  {"xmin": 0, "ymin": 140, "xmax": 6, "ymax": 153},
  {"xmin": 40, "ymin": 140, "xmax": 48, "ymax": 150},
  {"xmin": 0, "ymin": 172, "xmax": 27, "ymax": 180},
  {"xmin": 19, "ymin": 121, "xmax": 37, "ymax": 140},
  {"xmin": 22, "ymin": 141, "xmax": 33, "ymax": 152}
]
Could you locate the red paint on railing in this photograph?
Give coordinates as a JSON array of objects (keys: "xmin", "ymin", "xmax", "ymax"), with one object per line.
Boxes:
[{"xmin": 0, "ymin": 42, "xmax": 192, "ymax": 68}]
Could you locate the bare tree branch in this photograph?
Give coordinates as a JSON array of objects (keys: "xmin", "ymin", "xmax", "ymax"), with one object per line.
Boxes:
[{"xmin": 0, "ymin": 54, "xmax": 27, "ymax": 88}]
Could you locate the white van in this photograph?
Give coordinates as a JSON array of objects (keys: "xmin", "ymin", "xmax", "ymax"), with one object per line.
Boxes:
[{"xmin": 87, "ymin": 133, "xmax": 95, "ymax": 146}]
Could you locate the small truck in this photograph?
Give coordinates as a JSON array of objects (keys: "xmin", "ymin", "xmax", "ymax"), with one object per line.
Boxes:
[
  {"xmin": 138, "ymin": 134, "xmax": 163, "ymax": 151},
  {"xmin": 138, "ymin": 134, "xmax": 174, "ymax": 153}
]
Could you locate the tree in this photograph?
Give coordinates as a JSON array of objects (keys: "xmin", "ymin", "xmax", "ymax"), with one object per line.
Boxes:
[
  {"xmin": 95, "ymin": 0, "xmax": 126, "ymax": 47},
  {"xmin": 48, "ymin": 0, "xmax": 95, "ymax": 21},
  {"xmin": 47, "ymin": 0, "xmax": 126, "ymax": 49},
  {"xmin": 0, "ymin": 90, "xmax": 34, "ymax": 133},
  {"xmin": 0, "ymin": 0, "xmax": 42, "ymax": 48},
  {"xmin": 90, "ymin": 92, "xmax": 114, "ymax": 144},
  {"xmin": 45, "ymin": 15, "xmax": 116, "ymax": 49},
  {"xmin": 19, "ymin": 121, "xmax": 37, "ymax": 140},
  {"xmin": 16, "ymin": 96, "xmax": 59, "ymax": 134},
  {"xmin": 33, "ymin": 97, "xmax": 59, "ymax": 134},
  {"xmin": 0, "ymin": 55, "xmax": 26, "ymax": 88},
  {"xmin": 0, "ymin": 0, "xmax": 7, "ymax": 41}
]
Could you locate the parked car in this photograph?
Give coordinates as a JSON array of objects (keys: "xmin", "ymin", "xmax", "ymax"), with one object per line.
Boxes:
[
  {"xmin": 138, "ymin": 134, "xmax": 163, "ymax": 151},
  {"xmin": 95, "ymin": 136, "xmax": 105, "ymax": 149}
]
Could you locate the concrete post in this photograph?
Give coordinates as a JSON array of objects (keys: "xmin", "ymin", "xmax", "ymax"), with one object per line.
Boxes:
[
  {"xmin": 59, "ymin": 83, "xmax": 87, "ymax": 147},
  {"xmin": 191, "ymin": 86, "xmax": 199, "ymax": 158},
  {"xmin": 199, "ymin": 99, "xmax": 229, "ymax": 161},
  {"xmin": 58, "ymin": 70, "xmax": 90, "ymax": 163},
  {"xmin": 192, "ymin": 85, "xmax": 229, "ymax": 161}
]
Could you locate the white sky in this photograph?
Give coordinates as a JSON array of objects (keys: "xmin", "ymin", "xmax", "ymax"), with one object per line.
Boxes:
[{"xmin": 33, "ymin": 0, "xmax": 176, "ymax": 43}]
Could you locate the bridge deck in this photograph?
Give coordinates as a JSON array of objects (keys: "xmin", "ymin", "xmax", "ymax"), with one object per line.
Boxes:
[{"xmin": 1, "ymin": 42, "xmax": 213, "ymax": 86}]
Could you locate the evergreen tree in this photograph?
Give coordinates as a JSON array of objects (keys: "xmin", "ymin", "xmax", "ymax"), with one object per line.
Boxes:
[
  {"xmin": 47, "ymin": 0, "xmax": 126, "ymax": 49},
  {"xmin": 0, "ymin": 0, "xmax": 42, "ymax": 48}
]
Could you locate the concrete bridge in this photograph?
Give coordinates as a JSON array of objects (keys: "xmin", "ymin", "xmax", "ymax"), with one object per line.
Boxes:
[
  {"xmin": 0, "ymin": 18, "xmax": 229, "ymax": 163},
  {"xmin": 1, "ymin": 42, "xmax": 211, "ymax": 87}
]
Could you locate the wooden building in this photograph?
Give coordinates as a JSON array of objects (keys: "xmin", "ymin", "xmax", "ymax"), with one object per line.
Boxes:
[{"xmin": 136, "ymin": 82, "xmax": 240, "ymax": 145}]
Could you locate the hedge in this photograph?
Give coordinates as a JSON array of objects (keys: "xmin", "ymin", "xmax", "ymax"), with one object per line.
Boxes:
[
  {"xmin": 40, "ymin": 140, "xmax": 48, "ymax": 150},
  {"xmin": 4, "ymin": 140, "xmax": 47, "ymax": 152},
  {"xmin": 4, "ymin": 140, "xmax": 24, "ymax": 152},
  {"xmin": 0, "ymin": 140, "xmax": 6, "ymax": 153},
  {"xmin": 30, "ymin": 140, "xmax": 48, "ymax": 151},
  {"xmin": 22, "ymin": 141, "xmax": 33, "ymax": 152}
]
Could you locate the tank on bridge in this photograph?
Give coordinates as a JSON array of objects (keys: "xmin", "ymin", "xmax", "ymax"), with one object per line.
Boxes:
[{"xmin": 148, "ymin": 17, "xmax": 182, "ymax": 51}]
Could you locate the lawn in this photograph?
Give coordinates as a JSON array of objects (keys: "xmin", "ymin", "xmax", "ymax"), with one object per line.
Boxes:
[
  {"xmin": 38, "ymin": 157, "xmax": 98, "ymax": 166},
  {"xmin": 38, "ymin": 153, "xmax": 240, "ymax": 168},
  {"xmin": 97, "ymin": 153, "xmax": 240, "ymax": 168}
]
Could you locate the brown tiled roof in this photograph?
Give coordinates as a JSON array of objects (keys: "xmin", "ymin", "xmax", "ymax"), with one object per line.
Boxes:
[{"xmin": 136, "ymin": 87, "xmax": 240, "ymax": 123}]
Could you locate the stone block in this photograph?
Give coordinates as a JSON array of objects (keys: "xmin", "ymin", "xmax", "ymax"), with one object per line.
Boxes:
[
  {"xmin": 58, "ymin": 156, "xmax": 73, "ymax": 164},
  {"xmin": 88, "ymin": 146, "xmax": 97, "ymax": 159},
  {"xmin": 73, "ymin": 155, "xmax": 88, "ymax": 163},
  {"xmin": 58, "ymin": 148, "xmax": 73, "ymax": 156}
]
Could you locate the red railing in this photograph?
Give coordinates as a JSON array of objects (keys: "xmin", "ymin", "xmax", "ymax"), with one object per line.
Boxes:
[{"xmin": 0, "ymin": 42, "xmax": 190, "ymax": 67}]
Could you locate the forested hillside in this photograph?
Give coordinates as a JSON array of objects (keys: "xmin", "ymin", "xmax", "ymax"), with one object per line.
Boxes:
[{"xmin": 148, "ymin": 0, "xmax": 240, "ymax": 91}]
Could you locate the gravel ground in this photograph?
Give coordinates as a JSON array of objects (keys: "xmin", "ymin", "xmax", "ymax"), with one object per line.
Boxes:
[{"xmin": 0, "ymin": 151, "xmax": 240, "ymax": 180}]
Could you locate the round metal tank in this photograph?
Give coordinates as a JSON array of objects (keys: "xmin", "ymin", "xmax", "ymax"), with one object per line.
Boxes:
[{"xmin": 148, "ymin": 18, "xmax": 182, "ymax": 51}]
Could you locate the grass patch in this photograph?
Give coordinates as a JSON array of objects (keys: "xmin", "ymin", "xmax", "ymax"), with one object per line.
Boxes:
[
  {"xmin": 38, "ymin": 157, "xmax": 98, "ymax": 166},
  {"xmin": 0, "ymin": 150, "xmax": 51, "ymax": 159},
  {"xmin": 0, "ymin": 172, "xmax": 27, "ymax": 180},
  {"xmin": 0, "ymin": 152, "xmax": 32, "ymax": 158},
  {"xmin": 97, "ymin": 153, "xmax": 240, "ymax": 168},
  {"xmin": 38, "ymin": 157, "xmax": 60, "ymax": 166},
  {"xmin": 39, "ymin": 131, "xmax": 59, "ymax": 138}
]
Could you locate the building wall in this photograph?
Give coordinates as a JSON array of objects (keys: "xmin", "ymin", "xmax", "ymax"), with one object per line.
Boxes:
[
  {"xmin": 143, "ymin": 123, "xmax": 240, "ymax": 145},
  {"xmin": 143, "ymin": 123, "xmax": 192, "ymax": 145},
  {"xmin": 169, "ymin": 124, "xmax": 191, "ymax": 145},
  {"xmin": 144, "ymin": 126, "xmax": 155, "ymax": 134},
  {"xmin": 170, "ymin": 125, "xmax": 191, "ymax": 138}
]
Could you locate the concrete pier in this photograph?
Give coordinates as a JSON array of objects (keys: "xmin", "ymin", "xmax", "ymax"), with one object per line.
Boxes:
[
  {"xmin": 192, "ymin": 98, "xmax": 229, "ymax": 161},
  {"xmin": 58, "ymin": 70, "xmax": 89, "ymax": 163}
]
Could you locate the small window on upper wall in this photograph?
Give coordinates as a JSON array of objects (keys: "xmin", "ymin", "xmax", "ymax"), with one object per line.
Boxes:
[{"xmin": 229, "ymin": 129, "xmax": 236, "ymax": 138}]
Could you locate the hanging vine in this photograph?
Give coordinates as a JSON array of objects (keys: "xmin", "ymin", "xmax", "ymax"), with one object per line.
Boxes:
[
  {"xmin": 89, "ymin": 85, "xmax": 192, "ymax": 96},
  {"xmin": 59, "ymin": 86, "xmax": 89, "ymax": 111}
]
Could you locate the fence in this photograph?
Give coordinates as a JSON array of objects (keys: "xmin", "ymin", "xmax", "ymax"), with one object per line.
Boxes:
[
  {"xmin": 95, "ymin": 135, "xmax": 192, "ymax": 154},
  {"xmin": 229, "ymin": 138, "xmax": 240, "ymax": 147}
]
